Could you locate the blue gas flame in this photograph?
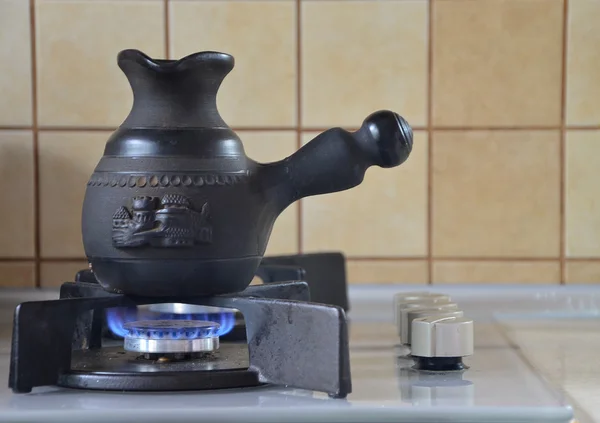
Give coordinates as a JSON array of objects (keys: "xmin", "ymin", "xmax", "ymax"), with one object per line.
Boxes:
[
  {"xmin": 105, "ymin": 306, "xmax": 235, "ymax": 338},
  {"xmin": 156, "ymin": 312, "xmax": 235, "ymax": 338},
  {"xmin": 106, "ymin": 307, "xmax": 140, "ymax": 338}
]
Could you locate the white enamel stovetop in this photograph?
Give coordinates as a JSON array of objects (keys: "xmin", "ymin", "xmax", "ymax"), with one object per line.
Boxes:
[{"xmin": 0, "ymin": 284, "xmax": 599, "ymax": 423}]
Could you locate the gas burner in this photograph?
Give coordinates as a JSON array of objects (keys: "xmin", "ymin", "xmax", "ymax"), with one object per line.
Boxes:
[
  {"xmin": 8, "ymin": 253, "xmax": 352, "ymax": 398},
  {"xmin": 143, "ymin": 304, "xmax": 226, "ymax": 314},
  {"xmin": 124, "ymin": 320, "xmax": 220, "ymax": 357}
]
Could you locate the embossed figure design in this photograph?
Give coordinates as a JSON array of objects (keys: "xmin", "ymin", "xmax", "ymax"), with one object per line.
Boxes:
[
  {"xmin": 112, "ymin": 195, "xmax": 211, "ymax": 248},
  {"xmin": 82, "ymin": 49, "xmax": 414, "ymax": 297}
]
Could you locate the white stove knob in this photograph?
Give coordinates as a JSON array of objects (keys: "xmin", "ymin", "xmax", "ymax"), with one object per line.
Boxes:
[
  {"xmin": 397, "ymin": 302, "xmax": 459, "ymax": 339},
  {"xmin": 411, "ymin": 316, "xmax": 474, "ymax": 370},
  {"xmin": 394, "ymin": 292, "xmax": 441, "ymax": 320},
  {"xmin": 395, "ymin": 293, "xmax": 451, "ymax": 306},
  {"xmin": 394, "ymin": 291, "xmax": 434, "ymax": 301},
  {"xmin": 394, "ymin": 293, "xmax": 452, "ymax": 327},
  {"xmin": 403, "ymin": 308, "xmax": 464, "ymax": 345}
]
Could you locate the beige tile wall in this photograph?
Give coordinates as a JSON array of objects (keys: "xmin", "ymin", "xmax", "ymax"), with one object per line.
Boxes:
[{"xmin": 0, "ymin": 0, "xmax": 598, "ymax": 287}]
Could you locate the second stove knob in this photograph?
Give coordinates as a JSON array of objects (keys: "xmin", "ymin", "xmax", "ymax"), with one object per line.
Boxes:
[{"xmin": 411, "ymin": 316, "xmax": 474, "ymax": 371}]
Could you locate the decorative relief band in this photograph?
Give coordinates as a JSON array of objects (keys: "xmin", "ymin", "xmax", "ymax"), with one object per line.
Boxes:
[
  {"xmin": 113, "ymin": 195, "xmax": 212, "ymax": 248},
  {"xmin": 87, "ymin": 173, "xmax": 248, "ymax": 188}
]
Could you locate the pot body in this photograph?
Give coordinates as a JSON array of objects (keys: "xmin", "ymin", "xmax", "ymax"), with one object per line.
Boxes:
[{"xmin": 82, "ymin": 130, "xmax": 278, "ymax": 296}]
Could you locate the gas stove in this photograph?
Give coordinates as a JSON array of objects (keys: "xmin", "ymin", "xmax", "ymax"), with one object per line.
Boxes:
[
  {"xmin": 8, "ymin": 253, "xmax": 351, "ymax": 398},
  {"xmin": 1, "ymin": 253, "xmax": 598, "ymax": 423}
]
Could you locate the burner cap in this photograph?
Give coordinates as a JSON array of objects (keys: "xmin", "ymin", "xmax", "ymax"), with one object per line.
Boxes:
[{"xmin": 123, "ymin": 320, "xmax": 219, "ymax": 354}]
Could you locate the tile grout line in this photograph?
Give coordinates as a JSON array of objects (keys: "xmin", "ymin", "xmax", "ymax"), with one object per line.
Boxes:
[
  {"xmin": 426, "ymin": 0, "xmax": 434, "ymax": 285},
  {"xmin": 562, "ymin": 258, "xmax": 600, "ymax": 262},
  {"xmin": 164, "ymin": 0, "xmax": 170, "ymax": 59},
  {"xmin": 432, "ymin": 126, "xmax": 564, "ymax": 131},
  {"xmin": 22, "ymin": 126, "xmax": 309, "ymax": 132},
  {"xmin": 348, "ymin": 257, "xmax": 430, "ymax": 262},
  {"xmin": 29, "ymin": 0, "xmax": 41, "ymax": 288},
  {"xmin": 348, "ymin": 257, "xmax": 563, "ymax": 262},
  {"xmin": 559, "ymin": 0, "xmax": 569, "ymax": 284},
  {"xmin": 0, "ymin": 258, "xmax": 42, "ymax": 263},
  {"xmin": 141, "ymin": 0, "xmax": 528, "ymax": 1},
  {"xmin": 559, "ymin": 126, "xmax": 600, "ymax": 131},
  {"xmin": 0, "ymin": 258, "xmax": 87, "ymax": 263},
  {"xmin": 3, "ymin": 256, "xmax": 600, "ymax": 262},
  {"xmin": 419, "ymin": 257, "xmax": 564, "ymax": 262},
  {"xmin": 0, "ymin": 256, "xmax": 569, "ymax": 261},
  {"xmin": 6, "ymin": 125, "xmax": 600, "ymax": 133},
  {"xmin": 0, "ymin": 126, "xmax": 33, "ymax": 131},
  {"xmin": 296, "ymin": 0, "xmax": 303, "ymax": 254}
]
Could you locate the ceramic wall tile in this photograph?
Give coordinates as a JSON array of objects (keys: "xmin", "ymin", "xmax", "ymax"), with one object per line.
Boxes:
[
  {"xmin": 347, "ymin": 260, "xmax": 428, "ymax": 284},
  {"xmin": 0, "ymin": 262, "xmax": 35, "ymax": 288},
  {"xmin": 1, "ymin": 0, "xmax": 598, "ymax": 287},
  {"xmin": 238, "ymin": 131, "xmax": 298, "ymax": 255},
  {"xmin": 433, "ymin": 260, "xmax": 560, "ymax": 284},
  {"xmin": 40, "ymin": 261, "xmax": 89, "ymax": 288},
  {"xmin": 39, "ymin": 131, "xmax": 108, "ymax": 258},
  {"xmin": 566, "ymin": 130, "xmax": 600, "ymax": 257},
  {"xmin": 302, "ymin": 0, "xmax": 428, "ymax": 128},
  {"xmin": 432, "ymin": 130, "xmax": 560, "ymax": 257},
  {"xmin": 565, "ymin": 261, "xmax": 600, "ymax": 284},
  {"xmin": 170, "ymin": 1, "xmax": 296, "ymax": 127},
  {"xmin": 432, "ymin": 0, "xmax": 563, "ymax": 127},
  {"xmin": 0, "ymin": 0, "xmax": 32, "ymax": 126},
  {"xmin": 0, "ymin": 131, "xmax": 35, "ymax": 257},
  {"xmin": 566, "ymin": 0, "xmax": 600, "ymax": 125},
  {"xmin": 302, "ymin": 130, "xmax": 428, "ymax": 257},
  {"xmin": 35, "ymin": 0, "xmax": 164, "ymax": 127}
]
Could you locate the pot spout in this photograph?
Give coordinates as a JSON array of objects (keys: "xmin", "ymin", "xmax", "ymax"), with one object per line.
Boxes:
[{"xmin": 257, "ymin": 110, "xmax": 414, "ymax": 213}]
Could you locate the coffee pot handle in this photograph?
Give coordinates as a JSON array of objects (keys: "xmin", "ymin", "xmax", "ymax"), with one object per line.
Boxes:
[{"xmin": 284, "ymin": 110, "xmax": 413, "ymax": 202}]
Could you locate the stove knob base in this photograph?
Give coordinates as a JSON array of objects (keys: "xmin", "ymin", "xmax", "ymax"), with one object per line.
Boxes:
[{"xmin": 412, "ymin": 356, "xmax": 467, "ymax": 372}]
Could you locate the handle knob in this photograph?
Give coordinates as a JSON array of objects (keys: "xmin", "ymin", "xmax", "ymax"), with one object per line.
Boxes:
[
  {"xmin": 411, "ymin": 316, "xmax": 474, "ymax": 371},
  {"xmin": 356, "ymin": 111, "xmax": 413, "ymax": 168}
]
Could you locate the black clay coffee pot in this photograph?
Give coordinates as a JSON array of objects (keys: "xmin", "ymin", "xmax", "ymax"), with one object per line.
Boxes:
[{"xmin": 82, "ymin": 49, "xmax": 414, "ymax": 297}]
